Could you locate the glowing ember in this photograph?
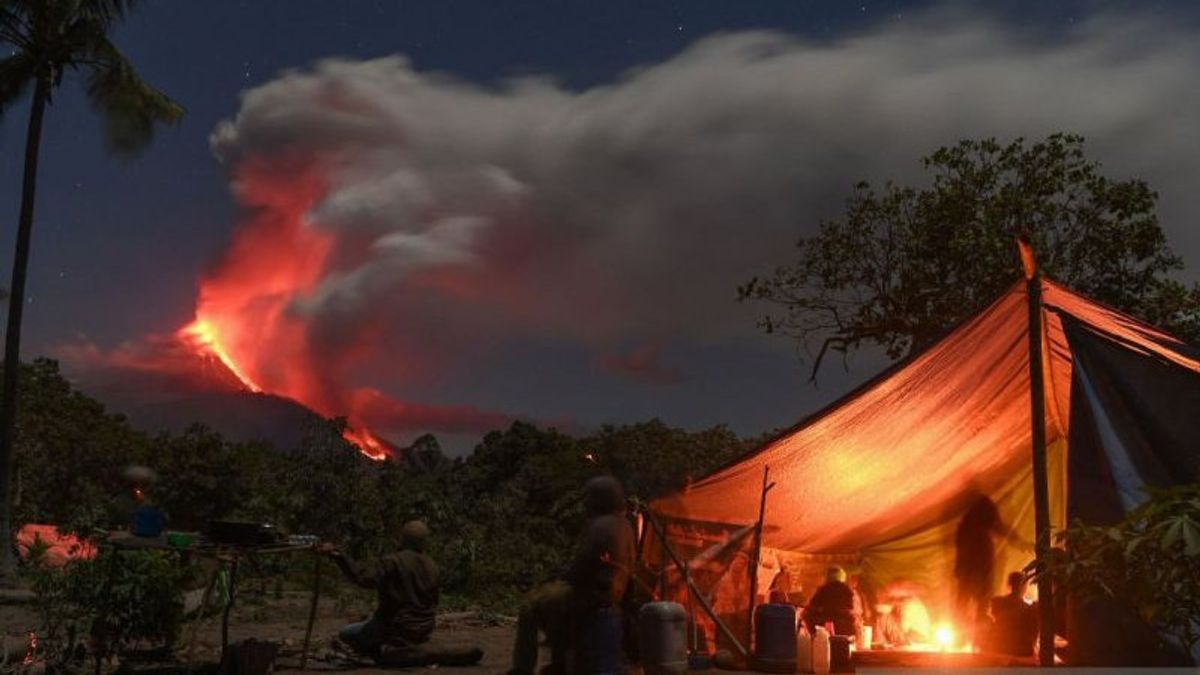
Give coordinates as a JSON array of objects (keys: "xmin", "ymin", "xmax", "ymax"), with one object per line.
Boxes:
[{"xmin": 23, "ymin": 632, "xmax": 37, "ymax": 665}]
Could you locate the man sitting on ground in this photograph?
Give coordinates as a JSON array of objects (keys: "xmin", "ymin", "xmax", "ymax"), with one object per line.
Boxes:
[
  {"xmin": 803, "ymin": 566, "xmax": 859, "ymax": 636},
  {"xmin": 319, "ymin": 520, "xmax": 482, "ymax": 666},
  {"xmin": 986, "ymin": 571, "xmax": 1038, "ymax": 657}
]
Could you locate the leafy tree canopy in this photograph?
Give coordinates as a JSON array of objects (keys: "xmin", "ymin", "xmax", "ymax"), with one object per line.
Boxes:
[{"xmin": 740, "ymin": 134, "xmax": 1200, "ymax": 379}]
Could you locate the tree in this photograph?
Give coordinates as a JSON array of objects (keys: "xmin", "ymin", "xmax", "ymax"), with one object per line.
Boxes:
[
  {"xmin": 740, "ymin": 134, "xmax": 1200, "ymax": 380},
  {"xmin": 0, "ymin": 0, "xmax": 183, "ymax": 574}
]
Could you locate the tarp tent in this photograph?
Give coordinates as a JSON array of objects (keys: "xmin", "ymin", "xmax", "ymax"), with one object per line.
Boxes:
[{"xmin": 647, "ymin": 278, "xmax": 1200, "ymax": 647}]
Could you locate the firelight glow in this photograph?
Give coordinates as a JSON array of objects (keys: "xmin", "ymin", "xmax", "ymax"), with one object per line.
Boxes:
[{"xmin": 934, "ymin": 624, "xmax": 955, "ymax": 650}]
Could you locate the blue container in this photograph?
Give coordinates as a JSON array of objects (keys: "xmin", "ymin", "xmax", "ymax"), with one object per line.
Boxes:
[
  {"xmin": 575, "ymin": 606, "xmax": 625, "ymax": 675},
  {"xmin": 753, "ymin": 603, "xmax": 797, "ymax": 673},
  {"xmin": 638, "ymin": 601, "xmax": 688, "ymax": 675},
  {"xmin": 133, "ymin": 505, "xmax": 166, "ymax": 537}
]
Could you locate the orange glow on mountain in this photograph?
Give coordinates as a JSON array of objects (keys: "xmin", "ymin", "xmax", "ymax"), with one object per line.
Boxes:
[
  {"xmin": 173, "ymin": 164, "xmax": 390, "ymax": 459},
  {"xmin": 179, "ymin": 318, "xmax": 263, "ymax": 393}
]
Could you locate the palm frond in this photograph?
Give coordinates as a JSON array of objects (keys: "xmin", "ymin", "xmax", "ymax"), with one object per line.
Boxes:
[
  {"xmin": 0, "ymin": 6, "xmax": 33, "ymax": 49},
  {"xmin": 81, "ymin": 37, "xmax": 183, "ymax": 155},
  {"xmin": 0, "ymin": 52, "xmax": 37, "ymax": 113},
  {"xmin": 77, "ymin": 0, "xmax": 140, "ymax": 26}
]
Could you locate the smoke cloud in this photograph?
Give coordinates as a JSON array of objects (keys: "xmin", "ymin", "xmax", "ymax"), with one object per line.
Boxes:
[{"xmin": 70, "ymin": 8, "xmax": 1200, "ymax": 446}]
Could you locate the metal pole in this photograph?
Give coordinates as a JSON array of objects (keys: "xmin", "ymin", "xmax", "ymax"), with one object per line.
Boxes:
[{"xmin": 1026, "ymin": 274, "xmax": 1055, "ymax": 666}]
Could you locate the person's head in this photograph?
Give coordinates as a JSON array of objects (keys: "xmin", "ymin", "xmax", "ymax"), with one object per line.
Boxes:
[
  {"xmin": 583, "ymin": 475, "xmax": 626, "ymax": 517},
  {"xmin": 401, "ymin": 520, "xmax": 430, "ymax": 552},
  {"xmin": 1007, "ymin": 571, "xmax": 1028, "ymax": 596},
  {"xmin": 826, "ymin": 565, "xmax": 847, "ymax": 584},
  {"xmin": 121, "ymin": 464, "xmax": 157, "ymax": 502}
]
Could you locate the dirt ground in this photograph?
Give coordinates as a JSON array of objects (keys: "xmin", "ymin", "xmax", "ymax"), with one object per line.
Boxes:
[{"xmin": 1, "ymin": 591, "xmax": 518, "ymax": 674}]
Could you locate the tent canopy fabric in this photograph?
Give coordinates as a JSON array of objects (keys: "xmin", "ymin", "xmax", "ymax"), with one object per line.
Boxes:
[{"xmin": 649, "ymin": 278, "xmax": 1200, "ymax": 610}]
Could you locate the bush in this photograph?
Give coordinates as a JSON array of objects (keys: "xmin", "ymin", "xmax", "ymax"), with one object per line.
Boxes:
[
  {"xmin": 1045, "ymin": 483, "xmax": 1200, "ymax": 661},
  {"xmin": 25, "ymin": 549, "xmax": 185, "ymax": 670}
]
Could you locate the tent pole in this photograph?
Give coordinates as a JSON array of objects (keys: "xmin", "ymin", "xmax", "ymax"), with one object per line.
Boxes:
[
  {"xmin": 1025, "ymin": 265, "xmax": 1056, "ymax": 667},
  {"xmin": 747, "ymin": 466, "xmax": 775, "ymax": 654},
  {"xmin": 640, "ymin": 504, "xmax": 749, "ymax": 657}
]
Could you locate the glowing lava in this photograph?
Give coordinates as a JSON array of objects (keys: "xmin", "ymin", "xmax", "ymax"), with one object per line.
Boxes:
[
  {"xmin": 179, "ymin": 319, "xmax": 263, "ymax": 393},
  {"xmin": 173, "ymin": 165, "xmax": 390, "ymax": 459}
]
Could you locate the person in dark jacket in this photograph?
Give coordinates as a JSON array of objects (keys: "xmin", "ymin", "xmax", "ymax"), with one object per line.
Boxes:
[
  {"xmin": 803, "ymin": 566, "xmax": 859, "ymax": 636},
  {"xmin": 320, "ymin": 520, "xmax": 440, "ymax": 656},
  {"xmin": 509, "ymin": 475, "xmax": 636, "ymax": 675}
]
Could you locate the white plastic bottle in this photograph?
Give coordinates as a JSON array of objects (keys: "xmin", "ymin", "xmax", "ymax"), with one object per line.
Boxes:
[
  {"xmin": 795, "ymin": 623, "xmax": 813, "ymax": 674},
  {"xmin": 811, "ymin": 625, "xmax": 831, "ymax": 675}
]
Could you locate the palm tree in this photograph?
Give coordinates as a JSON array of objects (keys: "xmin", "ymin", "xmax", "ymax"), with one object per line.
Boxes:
[{"xmin": 0, "ymin": 0, "xmax": 183, "ymax": 574}]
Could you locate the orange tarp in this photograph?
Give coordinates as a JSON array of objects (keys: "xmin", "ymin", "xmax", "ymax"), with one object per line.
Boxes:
[
  {"xmin": 16, "ymin": 524, "xmax": 97, "ymax": 566},
  {"xmin": 650, "ymin": 278, "xmax": 1200, "ymax": 617}
]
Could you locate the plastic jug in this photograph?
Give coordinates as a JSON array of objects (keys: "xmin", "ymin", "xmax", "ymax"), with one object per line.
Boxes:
[
  {"xmin": 811, "ymin": 626, "xmax": 831, "ymax": 675},
  {"xmin": 795, "ymin": 623, "xmax": 813, "ymax": 674},
  {"xmin": 638, "ymin": 601, "xmax": 688, "ymax": 675}
]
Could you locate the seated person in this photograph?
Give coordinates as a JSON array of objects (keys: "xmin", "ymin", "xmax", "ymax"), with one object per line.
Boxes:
[
  {"xmin": 873, "ymin": 603, "xmax": 907, "ymax": 647},
  {"xmin": 803, "ymin": 566, "xmax": 859, "ymax": 636},
  {"xmin": 509, "ymin": 476, "xmax": 636, "ymax": 675},
  {"xmin": 319, "ymin": 521, "xmax": 482, "ymax": 666},
  {"xmin": 986, "ymin": 571, "xmax": 1038, "ymax": 657}
]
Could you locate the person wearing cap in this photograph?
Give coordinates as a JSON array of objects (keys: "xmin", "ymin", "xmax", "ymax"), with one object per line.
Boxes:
[
  {"xmin": 319, "ymin": 520, "xmax": 441, "ymax": 656},
  {"xmin": 508, "ymin": 475, "xmax": 636, "ymax": 675},
  {"xmin": 802, "ymin": 566, "xmax": 859, "ymax": 636}
]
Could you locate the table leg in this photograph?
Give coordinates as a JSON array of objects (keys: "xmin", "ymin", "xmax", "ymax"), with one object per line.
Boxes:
[
  {"xmin": 221, "ymin": 556, "xmax": 240, "ymax": 663},
  {"xmin": 301, "ymin": 551, "xmax": 323, "ymax": 669},
  {"xmin": 185, "ymin": 566, "xmax": 221, "ymax": 674}
]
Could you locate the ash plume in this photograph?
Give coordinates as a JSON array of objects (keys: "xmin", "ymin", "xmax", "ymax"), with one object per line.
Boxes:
[{"xmin": 67, "ymin": 8, "xmax": 1200, "ymax": 448}]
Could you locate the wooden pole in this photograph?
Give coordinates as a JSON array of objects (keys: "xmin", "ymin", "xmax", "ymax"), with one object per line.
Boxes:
[
  {"xmin": 747, "ymin": 466, "xmax": 775, "ymax": 654},
  {"xmin": 301, "ymin": 550, "xmax": 322, "ymax": 669},
  {"xmin": 221, "ymin": 556, "xmax": 240, "ymax": 663},
  {"xmin": 642, "ymin": 506, "xmax": 749, "ymax": 657},
  {"xmin": 1025, "ymin": 266, "xmax": 1056, "ymax": 666}
]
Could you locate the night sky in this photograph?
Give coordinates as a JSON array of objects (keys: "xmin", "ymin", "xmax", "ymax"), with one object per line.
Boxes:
[{"xmin": 3, "ymin": 1, "xmax": 1199, "ymax": 453}]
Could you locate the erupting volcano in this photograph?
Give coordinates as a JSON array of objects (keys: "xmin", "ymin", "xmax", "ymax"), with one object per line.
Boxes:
[
  {"xmin": 172, "ymin": 169, "xmax": 393, "ymax": 458},
  {"xmin": 162, "ymin": 157, "xmax": 514, "ymax": 460}
]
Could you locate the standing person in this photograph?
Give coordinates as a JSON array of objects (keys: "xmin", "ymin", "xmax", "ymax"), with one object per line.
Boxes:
[
  {"xmin": 954, "ymin": 495, "xmax": 1005, "ymax": 643},
  {"xmin": 802, "ymin": 566, "xmax": 858, "ymax": 636},
  {"xmin": 986, "ymin": 572, "xmax": 1039, "ymax": 657},
  {"xmin": 509, "ymin": 475, "xmax": 636, "ymax": 675},
  {"xmin": 319, "ymin": 520, "xmax": 482, "ymax": 664}
]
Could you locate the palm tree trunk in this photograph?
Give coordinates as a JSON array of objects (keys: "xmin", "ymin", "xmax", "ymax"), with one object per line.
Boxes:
[{"xmin": 0, "ymin": 74, "xmax": 50, "ymax": 577}]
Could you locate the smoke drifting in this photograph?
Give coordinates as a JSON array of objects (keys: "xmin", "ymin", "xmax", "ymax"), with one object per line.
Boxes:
[{"xmin": 67, "ymin": 9, "xmax": 1200, "ymax": 450}]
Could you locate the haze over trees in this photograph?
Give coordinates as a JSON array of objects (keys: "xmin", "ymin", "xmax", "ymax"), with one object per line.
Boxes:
[
  {"xmin": 740, "ymin": 134, "xmax": 1200, "ymax": 379},
  {"xmin": 0, "ymin": 0, "xmax": 184, "ymax": 575}
]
